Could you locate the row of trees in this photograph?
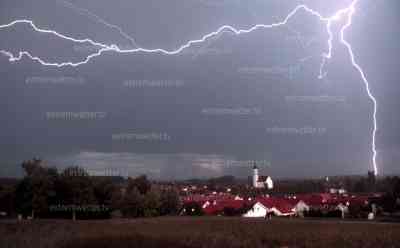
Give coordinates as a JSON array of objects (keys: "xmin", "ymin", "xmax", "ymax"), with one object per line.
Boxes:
[{"xmin": 1, "ymin": 159, "xmax": 180, "ymax": 219}]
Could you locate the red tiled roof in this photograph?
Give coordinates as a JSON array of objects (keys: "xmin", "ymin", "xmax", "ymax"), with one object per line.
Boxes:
[
  {"xmin": 203, "ymin": 200, "xmax": 246, "ymax": 215},
  {"xmin": 294, "ymin": 193, "xmax": 334, "ymax": 206},
  {"xmin": 256, "ymin": 197, "xmax": 295, "ymax": 214},
  {"xmin": 293, "ymin": 193, "xmax": 370, "ymax": 207},
  {"xmin": 326, "ymin": 195, "xmax": 369, "ymax": 206}
]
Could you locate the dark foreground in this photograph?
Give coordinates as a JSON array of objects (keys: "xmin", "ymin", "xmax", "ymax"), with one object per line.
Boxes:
[{"xmin": 1, "ymin": 217, "xmax": 400, "ymax": 248}]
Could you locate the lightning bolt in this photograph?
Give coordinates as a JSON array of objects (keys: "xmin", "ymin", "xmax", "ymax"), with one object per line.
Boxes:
[
  {"xmin": 0, "ymin": 0, "xmax": 378, "ymax": 175},
  {"xmin": 340, "ymin": 0, "xmax": 378, "ymax": 175},
  {"xmin": 0, "ymin": 4, "xmax": 332, "ymax": 67}
]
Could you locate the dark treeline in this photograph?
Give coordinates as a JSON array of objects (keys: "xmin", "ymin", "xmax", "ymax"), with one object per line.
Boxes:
[
  {"xmin": 0, "ymin": 159, "xmax": 180, "ymax": 220},
  {"xmin": 274, "ymin": 172, "xmax": 400, "ymax": 195}
]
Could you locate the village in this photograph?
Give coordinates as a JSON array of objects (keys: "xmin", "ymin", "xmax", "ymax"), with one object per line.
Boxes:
[
  {"xmin": 1, "ymin": 159, "xmax": 400, "ymax": 248},
  {"xmin": 0, "ymin": 159, "xmax": 397, "ymax": 222},
  {"xmin": 179, "ymin": 165, "xmax": 385, "ymax": 220}
]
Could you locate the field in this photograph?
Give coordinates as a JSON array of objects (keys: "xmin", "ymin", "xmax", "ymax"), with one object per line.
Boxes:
[{"xmin": 1, "ymin": 217, "xmax": 400, "ymax": 248}]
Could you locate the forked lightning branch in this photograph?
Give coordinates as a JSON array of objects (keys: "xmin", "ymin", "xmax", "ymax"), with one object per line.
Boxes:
[{"xmin": 0, "ymin": 0, "xmax": 378, "ymax": 175}]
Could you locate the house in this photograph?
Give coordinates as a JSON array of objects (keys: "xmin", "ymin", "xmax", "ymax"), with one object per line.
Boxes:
[
  {"xmin": 329, "ymin": 188, "xmax": 347, "ymax": 194},
  {"xmin": 243, "ymin": 197, "xmax": 295, "ymax": 217},
  {"xmin": 243, "ymin": 201, "xmax": 269, "ymax": 218},
  {"xmin": 294, "ymin": 193, "xmax": 334, "ymax": 209},
  {"xmin": 292, "ymin": 200, "xmax": 310, "ymax": 217},
  {"xmin": 336, "ymin": 203, "xmax": 349, "ymax": 218}
]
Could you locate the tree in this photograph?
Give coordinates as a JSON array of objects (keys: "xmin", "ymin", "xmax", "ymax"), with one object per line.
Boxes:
[
  {"xmin": 393, "ymin": 177, "xmax": 400, "ymax": 198},
  {"xmin": 15, "ymin": 178, "xmax": 33, "ymax": 217},
  {"xmin": 159, "ymin": 188, "xmax": 180, "ymax": 216},
  {"xmin": 110, "ymin": 186, "xmax": 124, "ymax": 210},
  {"xmin": 0, "ymin": 184, "xmax": 15, "ymax": 216},
  {"xmin": 367, "ymin": 171, "xmax": 376, "ymax": 192},
  {"xmin": 354, "ymin": 178, "xmax": 368, "ymax": 193},
  {"xmin": 15, "ymin": 159, "xmax": 58, "ymax": 218},
  {"xmin": 143, "ymin": 187, "xmax": 161, "ymax": 217},
  {"xmin": 58, "ymin": 166, "xmax": 95, "ymax": 205},
  {"xmin": 378, "ymin": 177, "xmax": 400, "ymax": 213},
  {"xmin": 128, "ymin": 175, "xmax": 151, "ymax": 195},
  {"xmin": 21, "ymin": 158, "xmax": 44, "ymax": 177},
  {"xmin": 121, "ymin": 186, "xmax": 144, "ymax": 217},
  {"xmin": 93, "ymin": 178, "xmax": 115, "ymax": 205}
]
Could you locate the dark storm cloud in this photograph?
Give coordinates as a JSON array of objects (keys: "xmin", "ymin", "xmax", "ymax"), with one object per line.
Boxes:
[{"xmin": 0, "ymin": 0, "xmax": 399, "ymax": 178}]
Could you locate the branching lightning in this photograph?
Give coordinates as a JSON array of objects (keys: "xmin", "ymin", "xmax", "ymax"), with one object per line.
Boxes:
[
  {"xmin": 56, "ymin": 0, "xmax": 140, "ymax": 49},
  {"xmin": 0, "ymin": 0, "xmax": 378, "ymax": 175}
]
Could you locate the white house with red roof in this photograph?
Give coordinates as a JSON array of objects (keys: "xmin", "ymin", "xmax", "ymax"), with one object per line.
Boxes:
[{"xmin": 243, "ymin": 197, "xmax": 295, "ymax": 217}]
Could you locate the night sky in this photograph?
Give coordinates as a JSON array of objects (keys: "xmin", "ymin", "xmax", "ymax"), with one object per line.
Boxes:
[{"xmin": 0, "ymin": 0, "xmax": 399, "ymax": 179}]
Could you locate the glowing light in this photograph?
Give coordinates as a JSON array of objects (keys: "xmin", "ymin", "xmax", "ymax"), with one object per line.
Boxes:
[{"xmin": 0, "ymin": 0, "xmax": 378, "ymax": 175}]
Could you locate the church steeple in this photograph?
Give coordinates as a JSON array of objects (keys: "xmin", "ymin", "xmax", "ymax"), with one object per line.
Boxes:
[
  {"xmin": 253, "ymin": 162, "xmax": 258, "ymax": 170},
  {"xmin": 252, "ymin": 162, "xmax": 259, "ymax": 188}
]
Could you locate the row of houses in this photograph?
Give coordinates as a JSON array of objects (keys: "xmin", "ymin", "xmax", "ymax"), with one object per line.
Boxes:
[{"xmin": 182, "ymin": 192, "xmax": 380, "ymax": 218}]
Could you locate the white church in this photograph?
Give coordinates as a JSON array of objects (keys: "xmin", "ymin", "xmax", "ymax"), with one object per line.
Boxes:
[{"xmin": 252, "ymin": 164, "xmax": 273, "ymax": 189}]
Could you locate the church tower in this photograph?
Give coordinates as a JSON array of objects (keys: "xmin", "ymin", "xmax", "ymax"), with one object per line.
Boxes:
[
  {"xmin": 251, "ymin": 162, "xmax": 273, "ymax": 189},
  {"xmin": 252, "ymin": 163, "xmax": 259, "ymax": 188}
]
